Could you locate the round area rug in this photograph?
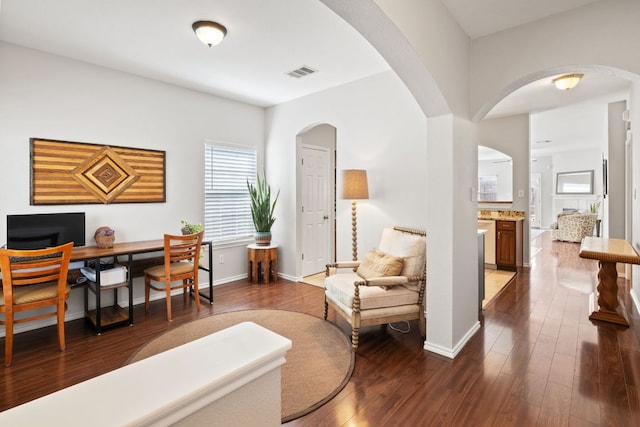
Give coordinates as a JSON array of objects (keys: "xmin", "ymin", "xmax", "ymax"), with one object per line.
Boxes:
[{"xmin": 126, "ymin": 309, "xmax": 355, "ymax": 423}]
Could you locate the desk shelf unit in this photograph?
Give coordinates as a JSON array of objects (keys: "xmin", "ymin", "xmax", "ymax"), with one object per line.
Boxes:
[
  {"xmin": 82, "ymin": 256, "xmax": 132, "ymax": 334},
  {"xmin": 72, "ymin": 240, "xmax": 213, "ymax": 334}
]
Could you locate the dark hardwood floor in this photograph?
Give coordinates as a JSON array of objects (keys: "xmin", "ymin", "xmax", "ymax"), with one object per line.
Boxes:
[{"xmin": 2, "ymin": 231, "xmax": 640, "ymax": 426}]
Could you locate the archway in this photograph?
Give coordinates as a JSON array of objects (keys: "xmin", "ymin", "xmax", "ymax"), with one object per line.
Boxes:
[
  {"xmin": 475, "ymin": 66, "xmax": 639, "ymax": 268},
  {"xmin": 296, "ymin": 123, "xmax": 337, "ymax": 278}
]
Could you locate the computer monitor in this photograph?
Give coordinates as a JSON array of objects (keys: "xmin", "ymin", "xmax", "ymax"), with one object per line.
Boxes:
[{"xmin": 6, "ymin": 212, "xmax": 86, "ymax": 249}]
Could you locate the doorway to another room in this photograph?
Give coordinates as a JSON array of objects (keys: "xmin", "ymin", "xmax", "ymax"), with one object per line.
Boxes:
[{"xmin": 297, "ymin": 124, "xmax": 336, "ymax": 280}]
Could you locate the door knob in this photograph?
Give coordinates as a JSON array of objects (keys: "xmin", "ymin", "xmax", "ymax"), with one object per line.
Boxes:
[{"xmin": 323, "ymin": 215, "xmax": 329, "ymax": 220}]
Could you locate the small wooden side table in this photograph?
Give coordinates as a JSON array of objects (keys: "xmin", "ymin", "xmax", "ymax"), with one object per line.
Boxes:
[
  {"xmin": 579, "ymin": 237, "xmax": 640, "ymax": 326},
  {"xmin": 247, "ymin": 244, "xmax": 278, "ymax": 284}
]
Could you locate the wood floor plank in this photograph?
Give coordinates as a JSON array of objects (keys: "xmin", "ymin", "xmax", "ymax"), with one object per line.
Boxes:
[{"xmin": 1, "ymin": 232, "xmax": 640, "ymax": 426}]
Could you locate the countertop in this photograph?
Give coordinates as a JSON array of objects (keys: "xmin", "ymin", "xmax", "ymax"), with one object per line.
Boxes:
[
  {"xmin": 477, "ymin": 210, "xmax": 525, "ymax": 221},
  {"xmin": 477, "ymin": 215, "xmax": 524, "ymax": 221}
]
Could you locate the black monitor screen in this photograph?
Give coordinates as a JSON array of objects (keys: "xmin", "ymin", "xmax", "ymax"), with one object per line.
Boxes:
[{"xmin": 6, "ymin": 212, "xmax": 86, "ymax": 249}]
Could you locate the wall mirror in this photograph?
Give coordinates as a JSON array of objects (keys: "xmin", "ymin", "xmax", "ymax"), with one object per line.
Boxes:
[
  {"xmin": 478, "ymin": 146, "xmax": 513, "ymax": 202},
  {"xmin": 556, "ymin": 170, "xmax": 594, "ymax": 194}
]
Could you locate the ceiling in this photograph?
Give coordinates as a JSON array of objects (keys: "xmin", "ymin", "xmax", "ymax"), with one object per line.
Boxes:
[
  {"xmin": 0, "ymin": 0, "xmax": 630, "ymax": 118},
  {"xmin": 0, "ymin": 0, "xmax": 391, "ymax": 107}
]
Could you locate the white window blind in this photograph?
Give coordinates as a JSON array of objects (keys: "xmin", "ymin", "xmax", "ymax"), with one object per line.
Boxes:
[{"xmin": 204, "ymin": 143, "xmax": 257, "ymax": 243}]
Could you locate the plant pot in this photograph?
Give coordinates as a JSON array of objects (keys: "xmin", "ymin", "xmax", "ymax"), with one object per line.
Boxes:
[{"xmin": 254, "ymin": 231, "xmax": 272, "ymax": 246}]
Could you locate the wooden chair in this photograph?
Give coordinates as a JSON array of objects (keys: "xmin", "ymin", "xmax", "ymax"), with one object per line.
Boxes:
[
  {"xmin": 0, "ymin": 242, "xmax": 74, "ymax": 367},
  {"xmin": 324, "ymin": 226, "xmax": 426, "ymax": 351},
  {"xmin": 144, "ymin": 232, "xmax": 204, "ymax": 321}
]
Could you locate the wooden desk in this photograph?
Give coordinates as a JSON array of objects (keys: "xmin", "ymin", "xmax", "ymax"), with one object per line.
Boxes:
[
  {"xmin": 72, "ymin": 239, "xmax": 213, "ymax": 333},
  {"xmin": 247, "ymin": 244, "xmax": 278, "ymax": 284},
  {"xmin": 579, "ymin": 237, "xmax": 640, "ymax": 326}
]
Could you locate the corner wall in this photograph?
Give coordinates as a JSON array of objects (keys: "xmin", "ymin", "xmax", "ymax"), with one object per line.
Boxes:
[
  {"xmin": 265, "ymin": 71, "xmax": 427, "ymax": 280},
  {"xmin": 477, "ymin": 115, "xmax": 530, "ymax": 263}
]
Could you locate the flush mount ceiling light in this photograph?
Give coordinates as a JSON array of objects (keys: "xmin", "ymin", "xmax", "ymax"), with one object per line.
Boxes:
[
  {"xmin": 552, "ymin": 73, "xmax": 584, "ymax": 90},
  {"xmin": 192, "ymin": 21, "xmax": 227, "ymax": 47}
]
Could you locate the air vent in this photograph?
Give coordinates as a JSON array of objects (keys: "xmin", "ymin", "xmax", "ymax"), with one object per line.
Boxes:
[{"xmin": 287, "ymin": 65, "xmax": 318, "ymax": 79}]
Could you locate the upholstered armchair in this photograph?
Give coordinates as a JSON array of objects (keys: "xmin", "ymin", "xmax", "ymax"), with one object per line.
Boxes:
[
  {"xmin": 323, "ymin": 226, "xmax": 426, "ymax": 351},
  {"xmin": 550, "ymin": 212, "xmax": 598, "ymax": 243}
]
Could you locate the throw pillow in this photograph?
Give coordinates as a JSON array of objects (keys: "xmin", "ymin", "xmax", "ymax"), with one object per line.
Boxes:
[{"xmin": 357, "ymin": 249, "xmax": 404, "ymax": 280}]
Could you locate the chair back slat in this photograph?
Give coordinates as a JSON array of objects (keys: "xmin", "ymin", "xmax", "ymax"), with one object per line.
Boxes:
[
  {"xmin": 163, "ymin": 232, "xmax": 204, "ymax": 266},
  {"xmin": 0, "ymin": 243, "xmax": 73, "ymax": 290}
]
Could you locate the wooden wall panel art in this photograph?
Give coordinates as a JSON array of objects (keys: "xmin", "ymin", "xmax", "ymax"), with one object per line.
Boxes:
[{"xmin": 30, "ymin": 138, "xmax": 166, "ymax": 205}]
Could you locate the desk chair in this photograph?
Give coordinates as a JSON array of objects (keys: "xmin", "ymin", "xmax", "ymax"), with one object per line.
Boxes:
[
  {"xmin": 0, "ymin": 242, "xmax": 74, "ymax": 367},
  {"xmin": 144, "ymin": 232, "xmax": 204, "ymax": 321}
]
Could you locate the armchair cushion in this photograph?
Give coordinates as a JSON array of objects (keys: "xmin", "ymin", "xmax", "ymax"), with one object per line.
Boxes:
[
  {"xmin": 356, "ymin": 249, "xmax": 404, "ymax": 280},
  {"xmin": 377, "ymin": 227, "xmax": 426, "ymax": 291},
  {"xmin": 325, "ymin": 272, "xmax": 419, "ymax": 310}
]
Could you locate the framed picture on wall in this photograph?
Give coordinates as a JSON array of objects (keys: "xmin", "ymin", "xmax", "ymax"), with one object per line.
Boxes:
[{"xmin": 556, "ymin": 170, "xmax": 594, "ymax": 195}]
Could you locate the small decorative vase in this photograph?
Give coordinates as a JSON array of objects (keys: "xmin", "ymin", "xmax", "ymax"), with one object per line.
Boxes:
[
  {"xmin": 94, "ymin": 226, "xmax": 115, "ymax": 248},
  {"xmin": 255, "ymin": 231, "xmax": 272, "ymax": 246}
]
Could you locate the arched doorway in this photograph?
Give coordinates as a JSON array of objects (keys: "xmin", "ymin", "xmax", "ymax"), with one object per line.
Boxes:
[{"xmin": 296, "ymin": 124, "xmax": 337, "ymax": 277}]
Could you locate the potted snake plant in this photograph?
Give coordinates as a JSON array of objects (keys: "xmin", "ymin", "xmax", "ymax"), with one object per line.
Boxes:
[{"xmin": 247, "ymin": 172, "xmax": 280, "ymax": 245}]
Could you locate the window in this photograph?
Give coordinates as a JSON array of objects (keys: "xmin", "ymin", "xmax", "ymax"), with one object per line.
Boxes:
[{"xmin": 204, "ymin": 143, "xmax": 257, "ymax": 243}]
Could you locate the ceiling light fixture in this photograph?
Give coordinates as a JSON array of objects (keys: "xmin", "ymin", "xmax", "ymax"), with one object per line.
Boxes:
[
  {"xmin": 552, "ymin": 73, "xmax": 584, "ymax": 90},
  {"xmin": 192, "ymin": 21, "xmax": 227, "ymax": 47}
]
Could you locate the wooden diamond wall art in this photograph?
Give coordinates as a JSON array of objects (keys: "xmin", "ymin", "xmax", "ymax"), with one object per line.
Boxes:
[
  {"xmin": 72, "ymin": 146, "xmax": 139, "ymax": 204},
  {"xmin": 31, "ymin": 138, "xmax": 166, "ymax": 205}
]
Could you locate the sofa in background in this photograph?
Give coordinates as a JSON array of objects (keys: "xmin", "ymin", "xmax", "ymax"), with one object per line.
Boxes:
[{"xmin": 550, "ymin": 212, "xmax": 598, "ymax": 243}]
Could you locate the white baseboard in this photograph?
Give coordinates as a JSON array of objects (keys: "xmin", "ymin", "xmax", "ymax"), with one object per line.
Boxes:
[{"xmin": 423, "ymin": 320, "xmax": 481, "ymax": 359}]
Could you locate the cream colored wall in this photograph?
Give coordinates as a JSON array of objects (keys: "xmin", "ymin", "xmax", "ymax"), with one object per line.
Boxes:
[
  {"xmin": 471, "ymin": 0, "xmax": 640, "ymax": 119},
  {"xmin": 372, "ymin": 0, "xmax": 471, "ymax": 117}
]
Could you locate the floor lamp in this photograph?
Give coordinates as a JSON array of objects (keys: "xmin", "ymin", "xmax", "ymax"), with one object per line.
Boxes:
[{"xmin": 341, "ymin": 169, "xmax": 369, "ymax": 261}]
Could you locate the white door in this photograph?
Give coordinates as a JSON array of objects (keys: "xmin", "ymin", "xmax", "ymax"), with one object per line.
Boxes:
[{"xmin": 301, "ymin": 145, "xmax": 330, "ymax": 276}]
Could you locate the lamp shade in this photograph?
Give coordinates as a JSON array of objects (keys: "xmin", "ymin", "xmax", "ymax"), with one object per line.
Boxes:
[
  {"xmin": 192, "ymin": 21, "xmax": 227, "ymax": 47},
  {"xmin": 552, "ymin": 73, "xmax": 583, "ymax": 90},
  {"xmin": 341, "ymin": 169, "xmax": 369, "ymax": 200}
]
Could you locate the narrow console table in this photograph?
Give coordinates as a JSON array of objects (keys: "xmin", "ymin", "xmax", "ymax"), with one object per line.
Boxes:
[
  {"xmin": 579, "ymin": 237, "xmax": 640, "ymax": 326},
  {"xmin": 247, "ymin": 244, "xmax": 278, "ymax": 284},
  {"xmin": 72, "ymin": 239, "xmax": 213, "ymax": 333}
]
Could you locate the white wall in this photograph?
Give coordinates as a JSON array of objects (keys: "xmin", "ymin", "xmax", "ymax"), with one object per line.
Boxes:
[
  {"xmin": 629, "ymin": 82, "xmax": 640, "ymax": 309},
  {"xmin": 0, "ymin": 42, "xmax": 264, "ymax": 328},
  {"xmin": 608, "ymin": 101, "xmax": 627, "ymax": 239},
  {"xmin": 265, "ymin": 71, "xmax": 427, "ymax": 279}
]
